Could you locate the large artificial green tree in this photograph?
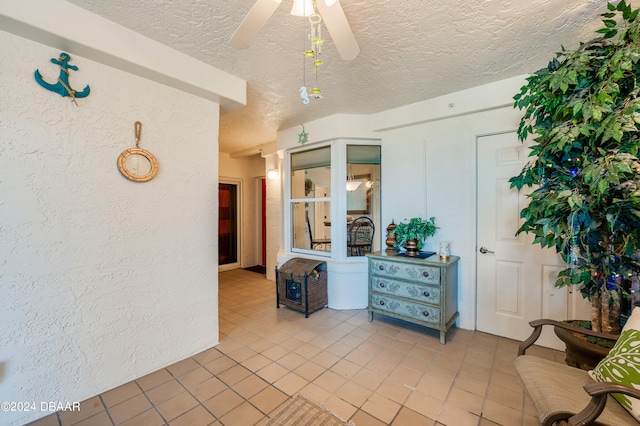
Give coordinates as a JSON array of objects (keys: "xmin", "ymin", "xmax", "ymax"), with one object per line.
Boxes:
[{"xmin": 511, "ymin": 1, "xmax": 640, "ymax": 333}]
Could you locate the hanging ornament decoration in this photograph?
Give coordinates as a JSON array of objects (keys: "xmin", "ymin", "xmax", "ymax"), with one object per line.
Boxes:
[
  {"xmin": 299, "ymin": 86, "xmax": 310, "ymax": 105},
  {"xmin": 298, "ymin": 124, "xmax": 309, "ymax": 145},
  {"xmin": 35, "ymin": 52, "xmax": 90, "ymax": 106},
  {"xmin": 300, "ymin": 0, "xmax": 324, "ymax": 104}
]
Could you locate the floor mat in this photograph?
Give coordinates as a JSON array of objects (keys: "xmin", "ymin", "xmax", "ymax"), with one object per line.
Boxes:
[{"xmin": 244, "ymin": 265, "xmax": 266, "ymax": 274}]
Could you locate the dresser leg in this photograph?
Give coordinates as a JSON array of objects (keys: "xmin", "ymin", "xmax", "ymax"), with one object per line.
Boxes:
[
  {"xmin": 440, "ymin": 331, "xmax": 446, "ymax": 344},
  {"xmin": 368, "ymin": 310, "xmax": 373, "ymax": 322}
]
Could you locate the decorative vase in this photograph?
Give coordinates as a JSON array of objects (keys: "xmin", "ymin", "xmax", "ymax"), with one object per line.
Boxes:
[
  {"xmin": 403, "ymin": 239, "xmax": 420, "ymax": 257},
  {"xmin": 385, "ymin": 220, "xmax": 396, "ymax": 252},
  {"xmin": 554, "ymin": 323, "xmax": 612, "ymax": 370}
]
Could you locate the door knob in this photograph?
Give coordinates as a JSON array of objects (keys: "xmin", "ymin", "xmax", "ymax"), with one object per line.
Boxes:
[{"xmin": 479, "ymin": 246, "xmax": 495, "ymax": 254}]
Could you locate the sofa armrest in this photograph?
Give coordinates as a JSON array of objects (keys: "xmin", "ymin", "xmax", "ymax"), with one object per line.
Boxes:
[
  {"xmin": 567, "ymin": 381, "xmax": 640, "ymax": 425},
  {"xmin": 584, "ymin": 381, "xmax": 640, "ymax": 400},
  {"xmin": 518, "ymin": 319, "xmax": 619, "ymax": 356}
]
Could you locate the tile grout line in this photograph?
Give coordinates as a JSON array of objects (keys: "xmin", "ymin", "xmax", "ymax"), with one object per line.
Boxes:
[
  {"xmin": 132, "ymin": 376, "xmax": 169, "ymax": 426},
  {"xmin": 97, "ymin": 394, "xmax": 116, "ymax": 426},
  {"xmin": 190, "ymin": 350, "xmax": 286, "ymax": 423}
]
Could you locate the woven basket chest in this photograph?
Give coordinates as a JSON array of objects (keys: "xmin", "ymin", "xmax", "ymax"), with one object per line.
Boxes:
[{"xmin": 276, "ymin": 258, "xmax": 328, "ymax": 317}]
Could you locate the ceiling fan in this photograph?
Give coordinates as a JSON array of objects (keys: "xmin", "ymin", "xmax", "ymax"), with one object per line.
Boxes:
[{"xmin": 230, "ymin": 0, "xmax": 360, "ymax": 61}]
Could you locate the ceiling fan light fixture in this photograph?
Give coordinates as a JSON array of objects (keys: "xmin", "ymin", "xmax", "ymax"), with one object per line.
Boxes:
[
  {"xmin": 346, "ymin": 180, "xmax": 362, "ymax": 192},
  {"xmin": 291, "ymin": 0, "xmax": 314, "ymax": 17},
  {"xmin": 346, "ymin": 165, "xmax": 361, "ymax": 191}
]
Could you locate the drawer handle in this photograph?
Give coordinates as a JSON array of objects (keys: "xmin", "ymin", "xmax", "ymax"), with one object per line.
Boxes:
[
  {"xmin": 423, "ymin": 290, "xmax": 430, "ymax": 298},
  {"xmin": 379, "ymin": 300, "xmax": 385, "ymax": 306},
  {"xmin": 422, "ymin": 311, "xmax": 430, "ymax": 317},
  {"xmin": 379, "ymin": 282, "xmax": 386, "ymax": 288},
  {"xmin": 379, "ymin": 265, "xmax": 385, "ymax": 271},
  {"xmin": 422, "ymin": 271, "xmax": 430, "ymax": 278}
]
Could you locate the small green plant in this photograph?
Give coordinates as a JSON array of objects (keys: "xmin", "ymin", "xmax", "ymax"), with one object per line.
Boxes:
[
  {"xmin": 391, "ymin": 217, "xmax": 438, "ymax": 248},
  {"xmin": 304, "ymin": 178, "xmax": 314, "ymax": 196}
]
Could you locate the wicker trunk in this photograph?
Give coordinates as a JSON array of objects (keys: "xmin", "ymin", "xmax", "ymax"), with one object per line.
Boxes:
[{"xmin": 276, "ymin": 258, "xmax": 328, "ymax": 317}]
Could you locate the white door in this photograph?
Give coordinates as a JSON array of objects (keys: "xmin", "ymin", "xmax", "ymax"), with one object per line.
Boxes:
[
  {"xmin": 315, "ymin": 186, "xmax": 330, "ymax": 239},
  {"xmin": 476, "ymin": 132, "xmax": 568, "ymax": 349}
]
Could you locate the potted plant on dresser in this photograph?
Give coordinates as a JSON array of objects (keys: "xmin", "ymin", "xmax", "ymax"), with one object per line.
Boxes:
[
  {"xmin": 510, "ymin": 1, "xmax": 640, "ymax": 367},
  {"xmin": 390, "ymin": 217, "xmax": 438, "ymax": 257}
]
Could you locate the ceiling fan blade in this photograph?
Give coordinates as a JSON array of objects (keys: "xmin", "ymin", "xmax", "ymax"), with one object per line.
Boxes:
[
  {"xmin": 230, "ymin": 0, "xmax": 282, "ymax": 50},
  {"xmin": 316, "ymin": 0, "xmax": 360, "ymax": 61}
]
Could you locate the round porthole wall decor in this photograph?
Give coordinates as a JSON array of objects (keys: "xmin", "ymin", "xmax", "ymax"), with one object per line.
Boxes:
[{"xmin": 117, "ymin": 121, "xmax": 159, "ymax": 182}]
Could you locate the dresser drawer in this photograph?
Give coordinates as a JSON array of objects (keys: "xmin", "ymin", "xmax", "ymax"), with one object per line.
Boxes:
[
  {"xmin": 370, "ymin": 276, "xmax": 440, "ymax": 305},
  {"xmin": 370, "ymin": 294, "xmax": 440, "ymax": 325},
  {"xmin": 369, "ymin": 258, "xmax": 440, "ymax": 285}
]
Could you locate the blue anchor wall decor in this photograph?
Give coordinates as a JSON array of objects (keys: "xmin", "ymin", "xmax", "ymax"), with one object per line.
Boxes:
[{"xmin": 35, "ymin": 52, "xmax": 90, "ymax": 106}]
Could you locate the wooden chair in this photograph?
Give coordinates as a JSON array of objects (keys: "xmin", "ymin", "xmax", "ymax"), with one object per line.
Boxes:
[
  {"xmin": 514, "ymin": 319, "xmax": 640, "ymax": 425},
  {"xmin": 347, "ymin": 216, "xmax": 374, "ymax": 256},
  {"xmin": 306, "ymin": 216, "xmax": 331, "ymax": 250}
]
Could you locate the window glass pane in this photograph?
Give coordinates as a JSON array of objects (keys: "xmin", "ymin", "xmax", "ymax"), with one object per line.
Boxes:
[
  {"xmin": 291, "ymin": 146, "xmax": 331, "ymax": 170},
  {"xmin": 347, "ymin": 145, "xmax": 381, "ymax": 257},
  {"xmin": 291, "ymin": 147, "xmax": 331, "ymax": 199},
  {"xmin": 347, "ymin": 145, "xmax": 381, "ymax": 164},
  {"xmin": 292, "ymin": 201, "xmax": 331, "ymax": 252}
]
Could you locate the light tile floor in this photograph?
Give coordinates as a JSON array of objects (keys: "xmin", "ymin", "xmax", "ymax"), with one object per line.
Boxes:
[{"xmin": 29, "ymin": 269, "xmax": 566, "ymax": 426}]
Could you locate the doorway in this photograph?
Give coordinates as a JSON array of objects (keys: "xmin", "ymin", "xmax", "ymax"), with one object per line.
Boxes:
[
  {"xmin": 476, "ymin": 131, "xmax": 567, "ymax": 349},
  {"xmin": 219, "ymin": 180, "xmax": 240, "ymax": 271}
]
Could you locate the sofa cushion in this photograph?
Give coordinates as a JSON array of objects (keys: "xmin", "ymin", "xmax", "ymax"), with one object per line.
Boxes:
[
  {"xmin": 624, "ymin": 307, "xmax": 640, "ymax": 333},
  {"xmin": 515, "ymin": 355, "xmax": 634, "ymax": 425},
  {"xmin": 590, "ymin": 326, "xmax": 640, "ymax": 421}
]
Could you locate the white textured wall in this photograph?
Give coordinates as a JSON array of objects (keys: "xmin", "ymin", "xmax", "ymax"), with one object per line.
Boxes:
[
  {"xmin": 379, "ymin": 106, "xmax": 523, "ymax": 330},
  {"xmin": 376, "ymin": 79, "xmax": 527, "ymax": 330},
  {"xmin": 0, "ymin": 31, "xmax": 219, "ymax": 425},
  {"xmin": 275, "ymin": 77, "xmax": 526, "ymax": 330},
  {"xmin": 264, "ymin": 153, "xmax": 282, "ymax": 281}
]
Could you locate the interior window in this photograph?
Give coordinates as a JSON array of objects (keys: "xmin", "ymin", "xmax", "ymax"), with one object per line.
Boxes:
[
  {"xmin": 291, "ymin": 147, "xmax": 331, "ymax": 253},
  {"xmin": 346, "ymin": 145, "xmax": 381, "ymax": 257}
]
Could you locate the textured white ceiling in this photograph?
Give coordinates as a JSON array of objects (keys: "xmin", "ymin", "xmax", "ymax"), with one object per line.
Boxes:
[{"xmin": 66, "ymin": 0, "xmax": 609, "ymax": 154}]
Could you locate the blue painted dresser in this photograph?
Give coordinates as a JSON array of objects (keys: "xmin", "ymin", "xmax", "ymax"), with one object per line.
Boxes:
[{"xmin": 366, "ymin": 251, "xmax": 459, "ymax": 344}]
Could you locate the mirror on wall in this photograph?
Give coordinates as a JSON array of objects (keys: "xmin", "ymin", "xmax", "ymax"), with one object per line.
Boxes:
[{"xmin": 117, "ymin": 148, "xmax": 158, "ymax": 182}]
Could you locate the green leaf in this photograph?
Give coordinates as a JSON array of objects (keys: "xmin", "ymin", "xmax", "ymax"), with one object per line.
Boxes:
[
  {"xmin": 617, "ymin": 162, "xmax": 632, "ymax": 173},
  {"xmin": 598, "ymin": 179, "xmax": 609, "ymax": 194},
  {"xmin": 569, "ymin": 193, "xmax": 584, "ymax": 209},
  {"xmin": 592, "ymin": 108, "xmax": 603, "ymax": 121},
  {"xmin": 573, "ymin": 102, "xmax": 583, "ymax": 117},
  {"xmin": 572, "ymin": 273, "xmax": 583, "ymax": 284},
  {"xmin": 617, "ymin": 0, "xmax": 627, "ymax": 12}
]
